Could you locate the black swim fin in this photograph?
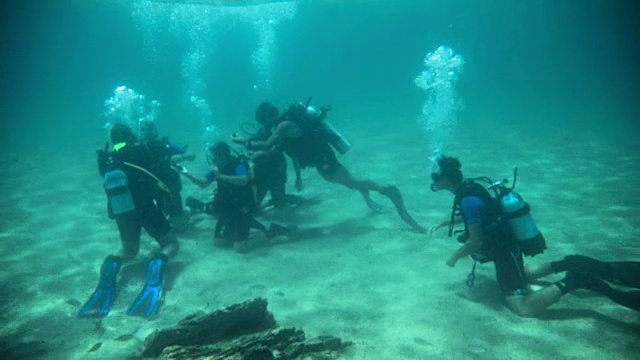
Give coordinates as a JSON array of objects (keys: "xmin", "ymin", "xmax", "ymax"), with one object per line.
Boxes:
[{"xmin": 552, "ymin": 255, "xmax": 640, "ymax": 289}]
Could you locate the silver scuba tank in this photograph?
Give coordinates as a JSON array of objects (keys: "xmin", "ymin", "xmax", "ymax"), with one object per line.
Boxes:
[
  {"xmin": 500, "ymin": 191, "xmax": 545, "ymax": 256},
  {"xmin": 322, "ymin": 121, "xmax": 351, "ymax": 154},
  {"xmin": 305, "ymin": 106, "xmax": 351, "ymax": 155}
]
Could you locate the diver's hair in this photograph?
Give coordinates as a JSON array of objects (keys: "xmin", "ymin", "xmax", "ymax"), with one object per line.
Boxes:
[
  {"xmin": 209, "ymin": 141, "xmax": 231, "ymax": 158},
  {"xmin": 255, "ymin": 101, "xmax": 279, "ymax": 125},
  {"xmin": 437, "ymin": 155, "xmax": 463, "ymax": 184},
  {"xmin": 139, "ymin": 120, "xmax": 158, "ymax": 141},
  {"xmin": 110, "ymin": 123, "xmax": 137, "ymax": 144}
]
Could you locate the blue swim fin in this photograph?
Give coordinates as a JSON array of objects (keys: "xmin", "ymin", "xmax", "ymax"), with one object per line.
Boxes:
[
  {"xmin": 127, "ymin": 253, "xmax": 168, "ymax": 318},
  {"xmin": 78, "ymin": 255, "xmax": 122, "ymax": 318}
]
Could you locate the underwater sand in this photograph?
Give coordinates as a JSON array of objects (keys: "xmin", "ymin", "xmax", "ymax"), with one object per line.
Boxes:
[{"xmin": 1, "ymin": 110, "xmax": 639, "ymax": 359}]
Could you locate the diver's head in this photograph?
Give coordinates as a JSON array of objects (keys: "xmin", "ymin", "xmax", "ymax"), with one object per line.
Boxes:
[
  {"xmin": 139, "ymin": 120, "xmax": 159, "ymax": 142},
  {"xmin": 110, "ymin": 123, "xmax": 137, "ymax": 146},
  {"xmin": 207, "ymin": 141, "xmax": 231, "ymax": 168},
  {"xmin": 430, "ymin": 154, "xmax": 463, "ymax": 192},
  {"xmin": 255, "ymin": 101, "xmax": 279, "ymax": 128}
]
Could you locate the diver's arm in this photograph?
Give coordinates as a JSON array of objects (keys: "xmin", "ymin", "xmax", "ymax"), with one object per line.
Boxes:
[
  {"xmin": 292, "ymin": 156, "xmax": 303, "ymax": 191},
  {"xmin": 250, "ymin": 149, "xmax": 270, "ymax": 160},
  {"xmin": 447, "ymin": 223, "xmax": 483, "ymax": 267},
  {"xmin": 181, "ymin": 172, "xmax": 214, "ymax": 189},
  {"xmin": 451, "ymin": 214, "xmax": 463, "ymax": 225},
  {"xmin": 233, "ymin": 122, "xmax": 293, "ymax": 150},
  {"xmin": 430, "ymin": 215, "xmax": 462, "ymax": 235},
  {"xmin": 171, "ymin": 152, "xmax": 196, "ymax": 165},
  {"xmin": 217, "ymin": 174, "xmax": 248, "ymax": 187}
]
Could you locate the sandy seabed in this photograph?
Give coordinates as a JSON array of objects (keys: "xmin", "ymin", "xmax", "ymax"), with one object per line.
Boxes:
[{"xmin": 1, "ymin": 114, "xmax": 639, "ymax": 360}]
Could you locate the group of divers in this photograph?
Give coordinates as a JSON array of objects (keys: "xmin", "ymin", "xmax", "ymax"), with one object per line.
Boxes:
[{"xmin": 78, "ymin": 99, "xmax": 640, "ymax": 320}]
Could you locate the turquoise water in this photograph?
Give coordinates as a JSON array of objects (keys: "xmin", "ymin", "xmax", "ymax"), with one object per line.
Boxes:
[
  {"xmin": 2, "ymin": 1, "xmax": 637, "ymax": 152},
  {"xmin": 1, "ymin": 1, "xmax": 639, "ymax": 359}
]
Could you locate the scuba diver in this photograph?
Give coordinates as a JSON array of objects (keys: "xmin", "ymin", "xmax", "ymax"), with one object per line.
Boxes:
[
  {"xmin": 139, "ymin": 120, "xmax": 195, "ymax": 229},
  {"xmin": 429, "ymin": 154, "xmax": 639, "ymax": 316},
  {"xmin": 234, "ymin": 104, "xmax": 288, "ymax": 210},
  {"xmin": 78, "ymin": 123, "xmax": 180, "ymax": 319},
  {"xmin": 181, "ymin": 141, "xmax": 295, "ymax": 253},
  {"xmin": 231, "ymin": 100, "xmax": 426, "ymax": 233}
]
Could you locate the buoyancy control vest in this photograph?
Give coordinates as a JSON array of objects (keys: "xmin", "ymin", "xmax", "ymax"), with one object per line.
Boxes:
[
  {"xmin": 282, "ymin": 100, "xmax": 351, "ymax": 155},
  {"xmin": 449, "ymin": 169, "xmax": 547, "ymax": 260},
  {"xmin": 99, "ymin": 142, "xmax": 171, "ymax": 218},
  {"xmin": 450, "ymin": 180, "xmax": 506, "ymax": 263},
  {"xmin": 102, "ymin": 153, "xmax": 136, "ymax": 216},
  {"xmin": 212, "ymin": 156, "xmax": 257, "ymax": 214}
]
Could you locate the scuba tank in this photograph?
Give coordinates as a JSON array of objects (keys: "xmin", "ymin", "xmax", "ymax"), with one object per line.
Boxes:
[
  {"xmin": 481, "ymin": 168, "xmax": 547, "ymax": 257},
  {"xmin": 500, "ymin": 191, "xmax": 546, "ymax": 256},
  {"xmin": 302, "ymin": 97, "xmax": 351, "ymax": 155},
  {"xmin": 320, "ymin": 117, "xmax": 351, "ymax": 155},
  {"xmin": 103, "ymin": 155, "xmax": 136, "ymax": 216}
]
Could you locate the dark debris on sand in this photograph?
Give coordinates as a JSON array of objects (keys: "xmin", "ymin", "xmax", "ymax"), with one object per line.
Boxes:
[
  {"xmin": 141, "ymin": 297, "xmax": 351, "ymax": 359},
  {"xmin": 0, "ymin": 335, "xmax": 49, "ymax": 360}
]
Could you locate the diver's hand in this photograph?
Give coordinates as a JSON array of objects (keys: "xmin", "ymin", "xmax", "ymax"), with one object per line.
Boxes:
[
  {"xmin": 446, "ymin": 256, "xmax": 457, "ymax": 268},
  {"xmin": 170, "ymin": 154, "xmax": 184, "ymax": 166},
  {"xmin": 429, "ymin": 221, "xmax": 449, "ymax": 237},
  {"xmin": 212, "ymin": 166, "xmax": 221, "ymax": 179},
  {"xmin": 295, "ymin": 178, "xmax": 304, "ymax": 192},
  {"xmin": 231, "ymin": 133, "xmax": 246, "ymax": 145},
  {"xmin": 174, "ymin": 164, "xmax": 188, "ymax": 174},
  {"xmin": 429, "ymin": 224, "xmax": 442, "ymax": 237}
]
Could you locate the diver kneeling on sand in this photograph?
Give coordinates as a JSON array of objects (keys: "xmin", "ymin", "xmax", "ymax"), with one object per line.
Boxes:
[
  {"xmin": 181, "ymin": 141, "xmax": 296, "ymax": 253},
  {"xmin": 429, "ymin": 154, "xmax": 639, "ymax": 316}
]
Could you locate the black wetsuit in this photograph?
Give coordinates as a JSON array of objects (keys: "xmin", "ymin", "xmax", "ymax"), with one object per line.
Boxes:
[
  {"xmin": 143, "ymin": 137, "xmax": 186, "ymax": 218},
  {"xmin": 247, "ymin": 127, "xmax": 287, "ymax": 208},
  {"xmin": 212, "ymin": 157, "xmax": 260, "ymax": 243},
  {"xmin": 98, "ymin": 142, "xmax": 172, "ymax": 247},
  {"xmin": 279, "ymin": 112, "xmax": 340, "ymax": 176}
]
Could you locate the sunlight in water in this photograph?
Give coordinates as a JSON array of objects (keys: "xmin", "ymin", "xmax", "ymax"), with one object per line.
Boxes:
[{"xmin": 132, "ymin": 0, "xmax": 297, "ymax": 143}]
